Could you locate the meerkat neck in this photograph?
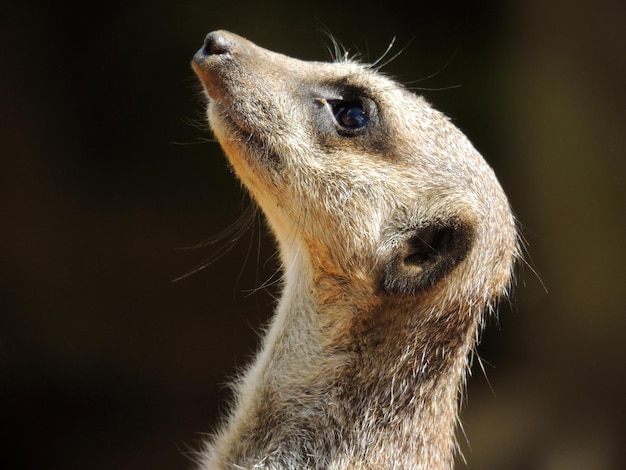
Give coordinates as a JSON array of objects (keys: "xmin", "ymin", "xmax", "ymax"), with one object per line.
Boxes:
[{"xmin": 206, "ymin": 251, "xmax": 476, "ymax": 470}]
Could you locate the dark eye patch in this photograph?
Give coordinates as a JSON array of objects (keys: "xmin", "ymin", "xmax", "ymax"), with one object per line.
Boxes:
[{"xmin": 310, "ymin": 85, "xmax": 393, "ymax": 155}]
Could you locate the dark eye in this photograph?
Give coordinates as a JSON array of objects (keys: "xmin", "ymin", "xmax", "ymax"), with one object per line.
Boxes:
[{"xmin": 328, "ymin": 100, "xmax": 369, "ymax": 130}]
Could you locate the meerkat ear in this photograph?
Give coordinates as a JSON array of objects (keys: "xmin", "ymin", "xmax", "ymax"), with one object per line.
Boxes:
[{"xmin": 382, "ymin": 219, "xmax": 474, "ymax": 295}]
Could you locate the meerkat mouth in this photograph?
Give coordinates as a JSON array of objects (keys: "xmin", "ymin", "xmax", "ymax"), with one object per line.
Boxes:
[
  {"xmin": 210, "ymin": 100, "xmax": 254, "ymax": 142},
  {"xmin": 192, "ymin": 42, "xmax": 250, "ymax": 135},
  {"xmin": 209, "ymin": 98, "xmax": 284, "ymax": 173},
  {"xmin": 193, "ymin": 41, "xmax": 279, "ymax": 164}
]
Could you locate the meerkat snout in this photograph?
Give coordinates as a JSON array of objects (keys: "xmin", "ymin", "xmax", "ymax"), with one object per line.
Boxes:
[{"xmin": 191, "ymin": 30, "xmax": 518, "ymax": 470}]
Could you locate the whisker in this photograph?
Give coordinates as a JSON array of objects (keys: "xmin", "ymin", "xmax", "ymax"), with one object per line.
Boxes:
[
  {"xmin": 370, "ymin": 36, "xmax": 397, "ymax": 69},
  {"xmin": 403, "ymin": 49, "xmax": 459, "ymax": 85},
  {"xmin": 172, "ymin": 203, "xmax": 257, "ymax": 282},
  {"xmin": 371, "ymin": 36, "xmax": 414, "ymax": 71}
]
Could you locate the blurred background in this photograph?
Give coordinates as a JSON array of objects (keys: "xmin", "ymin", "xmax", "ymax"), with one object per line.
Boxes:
[{"xmin": 2, "ymin": 1, "xmax": 624, "ymax": 469}]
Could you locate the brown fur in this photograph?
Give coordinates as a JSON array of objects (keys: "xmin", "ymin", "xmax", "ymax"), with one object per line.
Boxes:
[{"xmin": 191, "ymin": 30, "xmax": 518, "ymax": 469}]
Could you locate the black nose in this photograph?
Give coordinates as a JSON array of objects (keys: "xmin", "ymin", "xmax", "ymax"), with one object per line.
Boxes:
[{"xmin": 201, "ymin": 31, "xmax": 235, "ymax": 56}]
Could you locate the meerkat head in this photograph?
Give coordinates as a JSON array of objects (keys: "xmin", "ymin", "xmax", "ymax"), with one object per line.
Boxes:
[{"xmin": 192, "ymin": 30, "xmax": 517, "ymax": 310}]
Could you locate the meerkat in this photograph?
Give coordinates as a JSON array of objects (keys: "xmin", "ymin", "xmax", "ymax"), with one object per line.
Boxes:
[{"xmin": 191, "ymin": 30, "xmax": 518, "ymax": 470}]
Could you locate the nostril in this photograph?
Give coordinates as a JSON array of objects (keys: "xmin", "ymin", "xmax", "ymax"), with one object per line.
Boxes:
[{"xmin": 202, "ymin": 31, "xmax": 234, "ymax": 56}]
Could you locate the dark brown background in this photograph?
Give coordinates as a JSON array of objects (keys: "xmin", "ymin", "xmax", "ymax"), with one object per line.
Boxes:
[{"xmin": 2, "ymin": 1, "xmax": 625, "ymax": 469}]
